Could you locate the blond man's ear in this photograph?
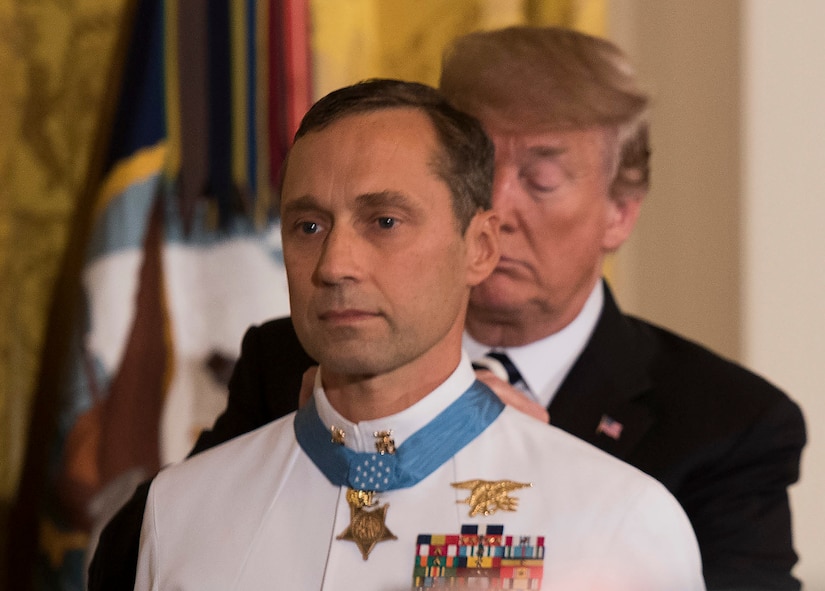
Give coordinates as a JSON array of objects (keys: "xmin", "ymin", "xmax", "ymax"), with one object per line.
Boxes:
[
  {"xmin": 602, "ymin": 192, "xmax": 644, "ymax": 253},
  {"xmin": 465, "ymin": 209, "xmax": 500, "ymax": 287}
]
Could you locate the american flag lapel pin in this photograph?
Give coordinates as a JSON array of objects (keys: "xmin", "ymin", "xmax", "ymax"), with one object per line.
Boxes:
[{"xmin": 595, "ymin": 414, "xmax": 624, "ymax": 440}]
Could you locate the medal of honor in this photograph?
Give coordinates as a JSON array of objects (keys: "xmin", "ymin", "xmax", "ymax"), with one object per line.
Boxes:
[
  {"xmin": 294, "ymin": 383, "xmax": 506, "ymax": 561},
  {"xmin": 337, "ymin": 488, "xmax": 397, "ymax": 560}
]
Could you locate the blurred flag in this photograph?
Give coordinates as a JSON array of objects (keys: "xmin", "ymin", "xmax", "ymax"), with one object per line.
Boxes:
[{"xmin": 8, "ymin": 0, "xmax": 310, "ymax": 588}]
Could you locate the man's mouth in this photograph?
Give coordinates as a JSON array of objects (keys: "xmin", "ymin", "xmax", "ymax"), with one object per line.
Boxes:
[{"xmin": 318, "ymin": 309, "xmax": 380, "ymax": 323}]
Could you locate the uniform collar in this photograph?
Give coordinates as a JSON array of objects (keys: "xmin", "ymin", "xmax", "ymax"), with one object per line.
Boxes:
[{"xmin": 312, "ymin": 352, "xmax": 477, "ymax": 452}]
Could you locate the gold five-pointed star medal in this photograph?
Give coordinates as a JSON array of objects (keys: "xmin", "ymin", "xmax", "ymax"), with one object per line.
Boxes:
[
  {"xmin": 451, "ymin": 479, "xmax": 533, "ymax": 517},
  {"xmin": 337, "ymin": 489, "xmax": 397, "ymax": 560}
]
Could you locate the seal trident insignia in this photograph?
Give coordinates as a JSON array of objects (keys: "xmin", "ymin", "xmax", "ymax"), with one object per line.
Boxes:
[{"xmin": 451, "ymin": 480, "xmax": 533, "ymax": 517}]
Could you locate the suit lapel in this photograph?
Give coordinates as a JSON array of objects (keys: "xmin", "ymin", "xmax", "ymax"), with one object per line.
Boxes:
[{"xmin": 548, "ymin": 282, "xmax": 657, "ymax": 460}]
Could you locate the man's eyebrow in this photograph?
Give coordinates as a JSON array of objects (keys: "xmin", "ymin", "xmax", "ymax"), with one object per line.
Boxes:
[
  {"xmin": 527, "ymin": 144, "xmax": 567, "ymax": 159},
  {"xmin": 281, "ymin": 194, "xmax": 321, "ymax": 215},
  {"xmin": 282, "ymin": 191, "xmax": 425, "ymax": 215},
  {"xmin": 354, "ymin": 190, "xmax": 415, "ymax": 209}
]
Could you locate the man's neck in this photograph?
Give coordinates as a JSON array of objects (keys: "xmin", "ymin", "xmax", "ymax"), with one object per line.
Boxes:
[
  {"xmin": 463, "ymin": 283, "xmax": 604, "ymax": 407},
  {"xmin": 321, "ymin": 348, "xmax": 463, "ymax": 423},
  {"xmin": 465, "ymin": 279, "xmax": 603, "ymax": 348}
]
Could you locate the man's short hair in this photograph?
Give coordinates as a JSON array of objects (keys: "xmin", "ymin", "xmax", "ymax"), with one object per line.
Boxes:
[
  {"xmin": 294, "ymin": 79, "xmax": 494, "ymax": 232},
  {"xmin": 440, "ymin": 26, "xmax": 650, "ymax": 200}
]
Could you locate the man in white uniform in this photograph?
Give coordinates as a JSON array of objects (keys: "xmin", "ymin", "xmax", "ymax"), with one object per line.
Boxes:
[{"xmin": 134, "ymin": 79, "xmax": 704, "ymax": 590}]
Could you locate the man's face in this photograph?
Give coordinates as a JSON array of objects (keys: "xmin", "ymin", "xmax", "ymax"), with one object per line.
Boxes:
[
  {"xmin": 468, "ymin": 122, "xmax": 639, "ymax": 340},
  {"xmin": 280, "ymin": 109, "xmax": 490, "ymax": 380}
]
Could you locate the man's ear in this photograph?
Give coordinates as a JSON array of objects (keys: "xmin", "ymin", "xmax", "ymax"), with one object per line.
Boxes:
[
  {"xmin": 465, "ymin": 210, "xmax": 500, "ymax": 287},
  {"xmin": 602, "ymin": 191, "xmax": 644, "ymax": 252}
]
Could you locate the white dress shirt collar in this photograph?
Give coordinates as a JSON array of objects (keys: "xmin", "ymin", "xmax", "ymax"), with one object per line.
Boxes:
[{"xmin": 312, "ymin": 351, "xmax": 477, "ymax": 452}]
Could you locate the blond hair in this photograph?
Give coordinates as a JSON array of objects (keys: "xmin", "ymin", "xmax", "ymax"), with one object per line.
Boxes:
[{"xmin": 440, "ymin": 26, "xmax": 650, "ymax": 199}]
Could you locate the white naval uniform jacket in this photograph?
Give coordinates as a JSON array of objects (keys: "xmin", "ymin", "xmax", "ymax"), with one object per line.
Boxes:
[{"xmin": 135, "ymin": 355, "xmax": 705, "ymax": 590}]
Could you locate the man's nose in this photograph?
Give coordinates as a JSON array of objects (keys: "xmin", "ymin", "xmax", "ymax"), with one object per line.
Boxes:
[
  {"xmin": 313, "ymin": 226, "xmax": 362, "ymax": 285},
  {"xmin": 491, "ymin": 167, "xmax": 520, "ymax": 232}
]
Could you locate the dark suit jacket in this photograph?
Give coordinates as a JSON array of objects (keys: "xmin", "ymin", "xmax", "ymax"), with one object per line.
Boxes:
[
  {"xmin": 88, "ymin": 282, "xmax": 806, "ymax": 590},
  {"xmin": 547, "ymin": 284, "xmax": 805, "ymax": 590}
]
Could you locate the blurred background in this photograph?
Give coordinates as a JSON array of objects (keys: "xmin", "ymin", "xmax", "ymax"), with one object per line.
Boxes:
[{"xmin": 1, "ymin": 0, "xmax": 823, "ymax": 589}]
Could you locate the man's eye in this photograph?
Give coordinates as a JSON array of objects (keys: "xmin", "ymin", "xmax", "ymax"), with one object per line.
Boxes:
[
  {"xmin": 521, "ymin": 173, "xmax": 558, "ymax": 194},
  {"xmin": 301, "ymin": 221, "xmax": 319, "ymax": 234},
  {"xmin": 520, "ymin": 164, "xmax": 563, "ymax": 196},
  {"xmin": 377, "ymin": 217, "xmax": 396, "ymax": 229},
  {"xmin": 527, "ymin": 180, "xmax": 558, "ymax": 194}
]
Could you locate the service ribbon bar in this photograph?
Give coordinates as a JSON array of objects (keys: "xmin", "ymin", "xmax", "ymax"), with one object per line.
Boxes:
[{"xmin": 413, "ymin": 525, "xmax": 544, "ymax": 589}]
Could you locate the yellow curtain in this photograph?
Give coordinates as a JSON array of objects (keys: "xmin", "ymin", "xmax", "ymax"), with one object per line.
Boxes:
[
  {"xmin": 0, "ymin": 0, "xmax": 127, "ymax": 537},
  {"xmin": 310, "ymin": 0, "xmax": 605, "ymax": 97}
]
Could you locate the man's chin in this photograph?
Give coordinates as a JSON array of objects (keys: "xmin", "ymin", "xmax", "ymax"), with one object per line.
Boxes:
[
  {"xmin": 316, "ymin": 351, "xmax": 405, "ymax": 380},
  {"xmin": 301, "ymin": 332, "xmax": 391, "ymax": 373},
  {"xmin": 469, "ymin": 280, "xmax": 530, "ymax": 314}
]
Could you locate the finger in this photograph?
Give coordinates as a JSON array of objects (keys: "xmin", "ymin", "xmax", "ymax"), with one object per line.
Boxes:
[{"xmin": 475, "ymin": 370, "xmax": 549, "ymax": 424}]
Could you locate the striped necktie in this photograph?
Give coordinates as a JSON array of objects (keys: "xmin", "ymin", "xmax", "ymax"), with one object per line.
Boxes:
[{"xmin": 473, "ymin": 351, "xmax": 524, "ymax": 387}]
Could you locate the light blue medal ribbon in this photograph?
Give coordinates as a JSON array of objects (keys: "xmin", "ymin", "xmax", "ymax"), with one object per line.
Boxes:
[{"xmin": 294, "ymin": 380, "xmax": 505, "ymax": 491}]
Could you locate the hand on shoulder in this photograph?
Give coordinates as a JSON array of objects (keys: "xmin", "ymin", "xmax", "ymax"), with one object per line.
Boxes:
[{"xmin": 474, "ymin": 369, "xmax": 550, "ymax": 424}]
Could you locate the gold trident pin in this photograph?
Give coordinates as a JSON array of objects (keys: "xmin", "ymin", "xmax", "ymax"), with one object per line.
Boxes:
[{"xmin": 451, "ymin": 479, "xmax": 532, "ymax": 517}]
